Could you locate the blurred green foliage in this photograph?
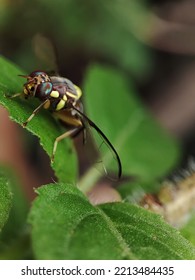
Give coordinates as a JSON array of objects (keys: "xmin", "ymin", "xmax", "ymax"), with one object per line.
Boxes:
[{"xmin": 0, "ymin": 0, "xmax": 151, "ymax": 80}]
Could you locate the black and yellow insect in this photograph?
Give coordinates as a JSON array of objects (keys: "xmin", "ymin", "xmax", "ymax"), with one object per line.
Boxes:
[{"xmin": 10, "ymin": 71, "xmax": 122, "ymax": 180}]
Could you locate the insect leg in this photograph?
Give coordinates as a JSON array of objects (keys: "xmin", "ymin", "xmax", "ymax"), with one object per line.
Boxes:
[
  {"xmin": 51, "ymin": 126, "xmax": 82, "ymax": 163},
  {"xmin": 71, "ymin": 125, "xmax": 84, "ymax": 138},
  {"xmin": 5, "ymin": 92, "xmax": 23, "ymax": 98},
  {"xmin": 81, "ymin": 119, "xmax": 87, "ymax": 145},
  {"xmin": 71, "ymin": 119, "xmax": 87, "ymax": 145},
  {"xmin": 23, "ymin": 99, "xmax": 49, "ymax": 127}
]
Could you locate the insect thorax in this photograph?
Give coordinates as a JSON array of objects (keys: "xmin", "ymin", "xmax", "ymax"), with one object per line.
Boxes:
[{"xmin": 45, "ymin": 76, "xmax": 82, "ymax": 111}]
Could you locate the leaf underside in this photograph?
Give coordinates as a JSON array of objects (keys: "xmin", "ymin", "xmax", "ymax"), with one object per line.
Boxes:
[{"xmin": 0, "ymin": 170, "xmax": 12, "ymax": 231}]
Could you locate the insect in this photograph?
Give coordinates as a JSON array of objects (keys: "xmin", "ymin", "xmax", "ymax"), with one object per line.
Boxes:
[{"xmin": 9, "ymin": 71, "xmax": 122, "ymax": 180}]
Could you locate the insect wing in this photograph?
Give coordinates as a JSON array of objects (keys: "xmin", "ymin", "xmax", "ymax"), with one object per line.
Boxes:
[{"xmin": 84, "ymin": 119, "xmax": 122, "ymax": 181}]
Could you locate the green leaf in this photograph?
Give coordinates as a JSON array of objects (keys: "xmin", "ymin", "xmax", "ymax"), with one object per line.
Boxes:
[
  {"xmin": 0, "ymin": 56, "xmax": 77, "ymax": 182},
  {"xmin": 82, "ymin": 65, "xmax": 180, "ymax": 185},
  {"xmin": 180, "ymin": 214, "xmax": 195, "ymax": 246},
  {"xmin": 0, "ymin": 170, "xmax": 29, "ymax": 241},
  {"xmin": 0, "ymin": 167, "xmax": 31, "ymax": 259},
  {"xmin": 0, "ymin": 169, "xmax": 13, "ymax": 231},
  {"xmin": 29, "ymin": 183, "xmax": 195, "ymax": 259}
]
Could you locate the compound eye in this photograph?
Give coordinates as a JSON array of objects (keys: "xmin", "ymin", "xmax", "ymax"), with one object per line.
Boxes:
[{"xmin": 35, "ymin": 82, "xmax": 52, "ymax": 99}]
